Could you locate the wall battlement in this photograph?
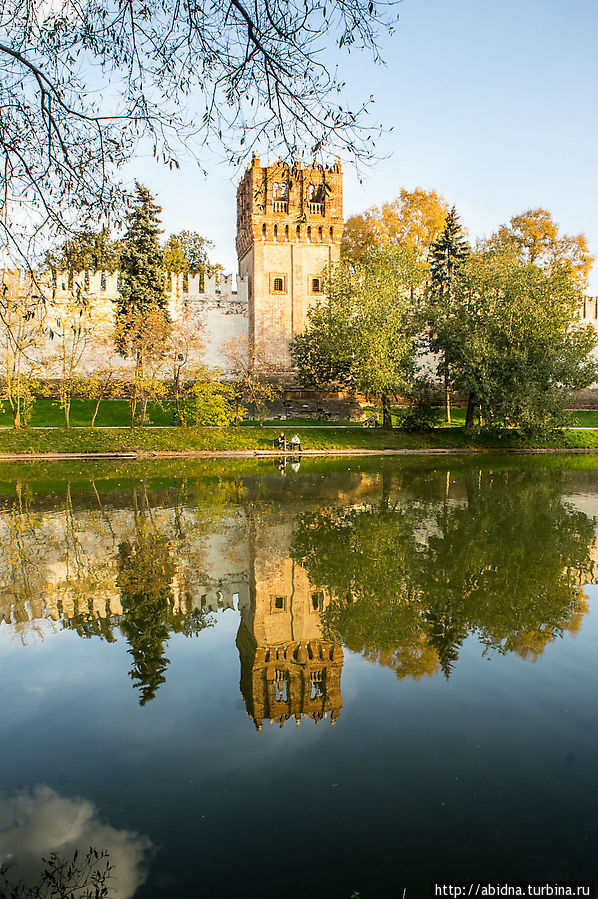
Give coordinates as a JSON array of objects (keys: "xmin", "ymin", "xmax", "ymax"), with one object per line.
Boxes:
[{"xmin": 41, "ymin": 269, "xmax": 248, "ymax": 308}]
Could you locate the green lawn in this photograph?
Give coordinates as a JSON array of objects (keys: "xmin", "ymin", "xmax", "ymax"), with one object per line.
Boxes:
[
  {"xmin": 3, "ymin": 423, "xmax": 598, "ymax": 455},
  {"xmin": 4, "ymin": 398, "xmax": 598, "ymax": 431}
]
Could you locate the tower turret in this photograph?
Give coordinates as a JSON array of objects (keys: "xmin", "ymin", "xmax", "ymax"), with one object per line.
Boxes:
[{"xmin": 236, "ymin": 156, "xmax": 343, "ymax": 368}]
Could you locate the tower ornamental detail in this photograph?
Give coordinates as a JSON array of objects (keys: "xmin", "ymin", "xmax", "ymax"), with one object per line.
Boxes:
[{"xmin": 236, "ymin": 156, "xmax": 343, "ymax": 369}]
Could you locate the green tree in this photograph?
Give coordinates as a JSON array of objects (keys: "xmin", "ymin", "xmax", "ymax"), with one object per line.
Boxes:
[
  {"xmin": 291, "ymin": 247, "xmax": 423, "ymax": 429},
  {"xmin": 46, "ymin": 227, "xmax": 121, "ymax": 273},
  {"xmin": 181, "ymin": 369, "xmax": 240, "ymax": 427},
  {"xmin": 116, "ymin": 184, "xmax": 170, "ymax": 427},
  {"xmin": 117, "ymin": 184, "xmax": 167, "ymax": 321},
  {"xmin": 427, "ymin": 249, "xmax": 598, "ymax": 434},
  {"xmin": 427, "ymin": 206, "xmax": 470, "ymax": 423},
  {"xmin": 163, "ymin": 231, "xmax": 223, "ymax": 279}
]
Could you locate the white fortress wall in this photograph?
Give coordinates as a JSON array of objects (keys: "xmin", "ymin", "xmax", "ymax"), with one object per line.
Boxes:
[{"xmin": 26, "ymin": 269, "xmax": 249, "ymax": 373}]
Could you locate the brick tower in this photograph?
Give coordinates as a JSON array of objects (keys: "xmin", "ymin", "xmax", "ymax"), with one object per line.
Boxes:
[{"xmin": 236, "ymin": 156, "xmax": 343, "ymax": 368}]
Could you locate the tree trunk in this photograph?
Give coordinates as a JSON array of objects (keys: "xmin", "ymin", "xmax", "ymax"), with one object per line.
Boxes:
[
  {"xmin": 64, "ymin": 399, "xmax": 70, "ymax": 429},
  {"xmin": 174, "ymin": 366, "xmax": 181, "ymax": 426},
  {"xmin": 465, "ymin": 392, "xmax": 476, "ymax": 430},
  {"xmin": 381, "ymin": 394, "xmax": 393, "ymax": 430},
  {"xmin": 91, "ymin": 398, "xmax": 102, "ymax": 429},
  {"xmin": 12, "ymin": 406, "xmax": 21, "ymax": 429},
  {"xmin": 131, "ymin": 354, "xmax": 141, "ymax": 428},
  {"xmin": 444, "ymin": 355, "xmax": 451, "ymax": 424},
  {"xmin": 139, "ymin": 395, "xmax": 148, "ymax": 428}
]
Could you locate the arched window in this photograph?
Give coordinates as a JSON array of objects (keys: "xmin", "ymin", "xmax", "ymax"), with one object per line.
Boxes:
[
  {"xmin": 285, "ymin": 225, "xmax": 289, "ymax": 241},
  {"xmin": 329, "ymin": 226, "xmax": 334, "ymax": 240},
  {"xmin": 274, "ymin": 224, "xmax": 278, "ymax": 241},
  {"xmin": 296, "ymin": 224, "xmax": 301, "ymax": 240},
  {"xmin": 312, "ymin": 277, "xmax": 322, "ymax": 293},
  {"xmin": 307, "ymin": 226, "xmax": 312, "ymax": 242},
  {"xmin": 272, "ymin": 182, "xmax": 279, "ymax": 198},
  {"xmin": 273, "ymin": 277, "xmax": 284, "ymax": 292},
  {"xmin": 262, "ymin": 223, "xmax": 267, "ymax": 240},
  {"xmin": 318, "ymin": 226, "xmax": 323, "ymax": 243}
]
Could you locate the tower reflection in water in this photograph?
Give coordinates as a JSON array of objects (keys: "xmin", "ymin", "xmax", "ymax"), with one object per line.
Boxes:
[{"xmin": 0, "ymin": 463, "xmax": 595, "ymax": 718}]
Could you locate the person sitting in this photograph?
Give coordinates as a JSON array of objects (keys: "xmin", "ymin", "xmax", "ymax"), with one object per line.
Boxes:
[
  {"xmin": 277, "ymin": 432, "xmax": 286, "ymax": 451},
  {"xmin": 290, "ymin": 433, "xmax": 302, "ymax": 452}
]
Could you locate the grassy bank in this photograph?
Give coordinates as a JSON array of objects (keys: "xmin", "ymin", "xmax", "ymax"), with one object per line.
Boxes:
[
  {"xmin": 3, "ymin": 424, "xmax": 598, "ymax": 456},
  {"xmin": 4, "ymin": 398, "xmax": 598, "ymax": 430}
]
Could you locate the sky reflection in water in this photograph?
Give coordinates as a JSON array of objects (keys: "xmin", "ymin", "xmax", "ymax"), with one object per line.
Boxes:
[{"xmin": 0, "ymin": 457, "xmax": 596, "ymax": 897}]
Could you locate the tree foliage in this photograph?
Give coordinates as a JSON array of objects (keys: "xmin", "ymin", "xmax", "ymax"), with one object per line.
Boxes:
[
  {"xmin": 117, "ymin": 184, "xmax": 167, "ymax": 322},
  {"xmin": 291, "ymin": 465, "xmax": 594, "ymax": 679},
  {"xmin": 342, "ymin": 187, "xmax": 449, "ymax": 263},
  {"xmin": 0, "ymin": 0, "xmax": 399, "ymax": 264},
  {"xmin": 46, "ymin": 228, "xmax": 121, "ymax": 274},
  {"xmin": 291, "ymin": 247, "xmax": 423, "ymax": 428},
  {"xmin": 181, "ymin": 369, "xmax": 240, "ymax": 427},
  {"xmin": 163, "ymin": 232, "xmax": 223, "ymax": 278},
  {"xmin": 426, "ymin": 249, "xmax": 598, "ymax": 434},
  {"xmin": 487, "ymin": 208, "xmax": 594, "ymax": 287}
]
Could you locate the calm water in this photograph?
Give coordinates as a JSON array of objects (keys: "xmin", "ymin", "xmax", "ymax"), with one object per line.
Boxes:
[{"xmin": 0, "ymin": 456, "xmax": 597, "ymax": 898}]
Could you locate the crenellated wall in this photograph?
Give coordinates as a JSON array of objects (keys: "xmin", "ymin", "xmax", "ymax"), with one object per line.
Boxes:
[{"xmin": 6, "ymin": 268, "xmax": 249, "ymax": 371}]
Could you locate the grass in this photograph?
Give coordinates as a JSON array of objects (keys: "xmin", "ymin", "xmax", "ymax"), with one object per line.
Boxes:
[
  {"xmin": 3, "ymin": 398, "xmax": 598, "ymax": 431},
  {"xmin": 3, "ymin": 422, "xmax": 598, "ymax": 456}
]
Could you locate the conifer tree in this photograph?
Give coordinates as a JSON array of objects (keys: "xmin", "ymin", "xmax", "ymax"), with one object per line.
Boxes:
[
  {"xmin": 430, "ymin": 206, "xmax": 470, "ymax": 289},
  {"xmin": 116, "ymin": 183, "xmax": 169, "ymax": 426},
  {"xmin": 428, "ymin": 207, "xmax": 470, "ymax": 423},
  {"xmin": 117, "ymin": 183, "xmax": 167, "ymax": 321}
]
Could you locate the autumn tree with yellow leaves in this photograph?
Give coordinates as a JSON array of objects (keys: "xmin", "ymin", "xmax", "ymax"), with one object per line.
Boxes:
[{"xmin": 342, "ymin": 187, "xmax": 450, "ymax": 264}]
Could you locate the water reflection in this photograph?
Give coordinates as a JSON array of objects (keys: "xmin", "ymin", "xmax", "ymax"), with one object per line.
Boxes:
[
  {"xmin": 0, "ymin": 462, "xmax": 595, "ymax": 715},
  {"xmin": 0, "ymin": 785, "xmax": 151, "ymax": 898}
]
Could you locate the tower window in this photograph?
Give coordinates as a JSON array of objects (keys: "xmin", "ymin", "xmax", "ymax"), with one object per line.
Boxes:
[
  {"xmin": 272, "ymin": 596, "xmax": 286, "ymax": 612},
  {"xmin": 329, "ymin": 226, "xmax": 334, "ymax": 240},
  {"xmin": 296, "ymin": 224, "xmax": 301, "ymax": 240},
  {"xmin": 274, "ymin": 224, "xmax": 278, "ymax": 241},
  {"xmin": 312, "ymin": 277, "xmax": 322, "ymax": 294},
  {"xmin": 285, "ymin": 225, "xmax": 289, "ymax": 242},
  {"xmin": 262, "ymin": 223, "xmax": 267, "ymax": 240},
  {"xmin": 271, "ymin": 274, "xmax": 286, "ymax": 293},
  {"xmin": 307, "ymin": 226, "xmax": 312, "ymax": 242},
  {"xmin": 311, "ymin": 590, "xmax": 324, "ymax": 612},
  {"xmin": 273, "ymin": 277, "xmax": 284, "ymax": 292},
  {"xmin": 318, "ymin": 226, "xmax": 323, "ymax": 243}
]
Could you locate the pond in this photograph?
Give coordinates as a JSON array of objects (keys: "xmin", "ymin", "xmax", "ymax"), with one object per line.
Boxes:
[{"xmin": 0, "ymin": 456, "xmax": 597, "ymax": 898}]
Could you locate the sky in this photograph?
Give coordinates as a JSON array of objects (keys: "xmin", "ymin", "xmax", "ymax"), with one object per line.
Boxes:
[{"xmin": 123, "ymin": 0, "xmax": 598, "ymax": 292}]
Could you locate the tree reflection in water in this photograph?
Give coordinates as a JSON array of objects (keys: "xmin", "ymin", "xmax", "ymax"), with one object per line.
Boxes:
[
  {"xmin": 291, "ymin": 466, "xmax": 595, "ymax": 679},
  {"xmin": 0, "ymin": 462, "xmax": 595, "ymax": 709}
]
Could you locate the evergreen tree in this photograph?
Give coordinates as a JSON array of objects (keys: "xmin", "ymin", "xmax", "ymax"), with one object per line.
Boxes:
[
  {"xmin": 116, "ymin": 183, "xmax": 169, "ymax": 426},
  {"xmin": 428, "ymin": 206, "xmax": 470, "ymax": 423},
  {"xmin": 429, "ymin": 206, "xmax": 470, "ymax": 291},
  {"xmin": 117, "ymin": 182, "xmax": 167, "ymax": 322}
]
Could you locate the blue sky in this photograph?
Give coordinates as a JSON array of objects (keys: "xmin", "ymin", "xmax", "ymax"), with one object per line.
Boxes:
[{"xmin": 125, "ymin": 0, "xmax": 598, "ymax": 291}]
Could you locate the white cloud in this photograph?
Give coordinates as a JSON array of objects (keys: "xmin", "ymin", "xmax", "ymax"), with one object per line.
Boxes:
[{"xmin": 0, "ymin": 785, "xmax": 151, "ymax": 899}]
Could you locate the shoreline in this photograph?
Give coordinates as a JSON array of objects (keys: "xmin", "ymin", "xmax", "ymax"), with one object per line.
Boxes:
[{"xmin": 2, "ymin": 446, "xmax": 598, "ymax": 462}]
